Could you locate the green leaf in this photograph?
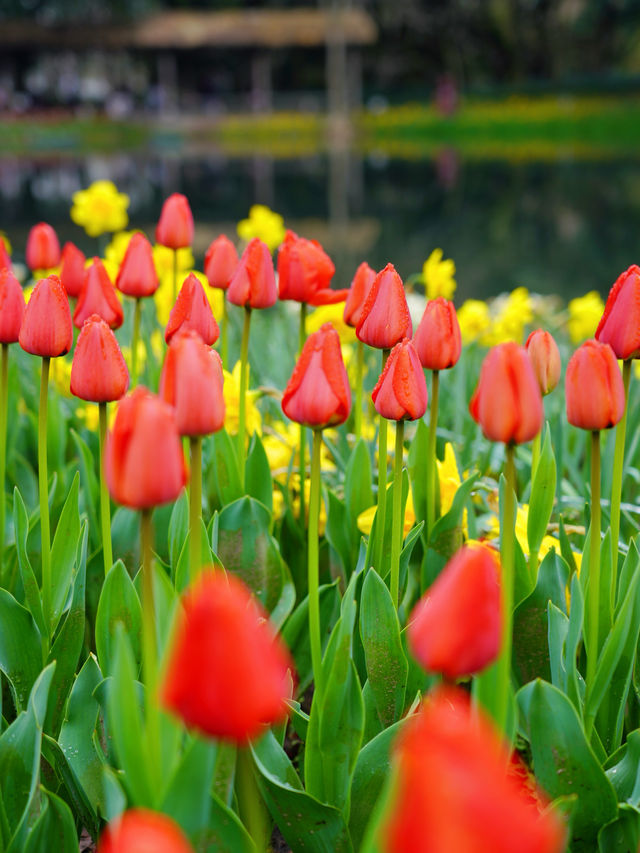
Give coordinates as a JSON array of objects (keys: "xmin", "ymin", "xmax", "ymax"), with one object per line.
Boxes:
[
  {"xmin": 281, "ymin": 582, "xmax": 340, "ymax": 694},
  {"xmin": 160, "ymin": 735, "xmax": 218, "ymax": 842},
  {"xmin": 70, "ymin": 429, "xmax": 100, "ymax": 550},
  {"xmin": 0, "ymin": 589, "xmax": 43, "ymax": 713},
  {"xmin": 345, "ymin": 439, "xmax": 373, "ymax": 531},
  {"xmin": 527, "ymin": 425, "xmax": 556, "ymax": 559},
  {"xmin": 598, "ymin": 804, "xmax": 640, "ymax": 853},
  {"xmin": 604, "ymin": 730, "xmax": 640, "ymax": 806},
  {"xmin": 41, "ymin": 734, "xmax": 99, "ymax": 844},
  {"xmin": 428, "ymin": 473, "xmax": 478, "ymax": 557},
  {"xmin": 12, "ymin": 487, "xmax": 46, "ymax": 638},
  {"xmin": 326, "ymin": 490, "xmax": 352, "ymax": 579},
  {"xmin": 95, "ymin": 559, "xmax": 142, "ymax": 677},
  {"xmin": 245, "ymin": 433, "xmax": 273, "ymax": 513},
  {"xmin": 174, "ymin": 519, "xmax": 217, "ymax": 594},
  {"xmin": 22, "ymin": 789, "xmax": 78, "ymax": 853},
  {"xmin": 407, "ymin": 418, "xmax": 428, "ymax": 530},
  {"xmin": 50, "ymin": 472, "xmax": 80, "ymax": 633},
  {"xmin": 110, "ymin": 507, "xmax": 139, "ymax": 569},
  {"xmin": 168, "ymin": 491, "xmax": 189, "ymax": 572},
  {"xmin": 207, "ymin": 429, "xmax": 242, "ymax": 510}
]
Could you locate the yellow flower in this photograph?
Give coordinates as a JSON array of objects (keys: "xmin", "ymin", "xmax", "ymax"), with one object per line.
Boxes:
[
  {"xmin": 70, "ymin": 180, "xmax": 129, "ymax": 238},
  {"xmin": 457, "ymin": 299, "xmax": 491, "ymax": 343},
  {"xmin": 358, "ymin": 489, "xmax": 416, "ymax": 537},
  {"xmin": 237, "ymin": 205, "xmax": 286, "ymax": 253},
  {"xmin": 51, "ymin": 356, "xmax": 72, "ymax": 396},
  {"xmin": 485, "ymin": 287, "xmax": 534, "ymax": 345},
  {"xmin": 438, "ymin": 442, "xmax": 462, "ymax": 517},
  {"xmin": 306, "ymin": 304, "xmax": 356, "ymax": 345},
  {"xmin": 104, "ymin": 230, "xmax": 137, "ymax": 268},
  {"xmin": 488, "ymin": 503, "xmax": 565, "ymax": 561},
  {"xmin": 223, "ymin": 361, "xmax": 262, "ymax": 437},
  {"xmin": 273, "ymin": 476, "xmax": 328, "ymax": 535},
  {"xmin": 76, "ymin": 402, "xmax": 99, "ymax": 432},
  {"xmin": 422, "ymin": 248, "xmax": 456, "ymax": 300},
  {"xmin": 153, "ymin": 244, "xmax": 194, "ymax": 279},
  {"xmin": 263, "ymin": 421, "xmax": 299, "ymax": 482},
  {"xmin": 567, "ymin": 291, "xmax": 605, "ymax": 344}
]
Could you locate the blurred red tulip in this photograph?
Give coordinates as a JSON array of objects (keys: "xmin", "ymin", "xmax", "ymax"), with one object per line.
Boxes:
[
  {"xmin": 566, "ymin": 339, "xmax": 625, "ymax": 431},
  {"xmin": 0, "ymin": 269, "xmax": 25, "ymax": 344},
  {"xmin": 59, "ymin": 242, "xmax": 86, "ymax": 299},
  {"xmin": 595, "ymin": 264, "xmax": 640, "ymax": 360},
  {"xmin": 204, "ymin": 234, "xmax": 239, "ymax": 291},
  {"xmin": 161, "ymin": 570, "xmax": 294, "ymax": 743},
  {"xmin": 156, "ymin": 193, "xmax": 194, "ymax": 250},
  {"xmin": 282, "ymin": 322, "xmax": 351, "ymax": 428},
  {"xmin": 116, "ymin": 232, "xmax": 159, "ymax": 298},
  {"xmin": 97, "ymin": 808, "xmax": 194, "ymax": 853},
  {"xmin": 26, "ymin": 222, "xmax": 60, "ymax": 271},
  {"xmin": 74, "ymin": 258, "xmax": 124, "ymax": 330},
  {"xmin": 408, "ymin": 544, "xmax": 501, "ymax": 679},
  {"xmin": 165, "ymin": 273, "xmax": 219, "ymax": 345},
  {"xmin": 70, "ymin": 314, "xmax": 129, "ymax": 403},
  {"xmin": 413, "ymin": 297, "xmax": 461, "ymax": 371},
  {"xmin": 356, "ymin": 263, "xmax": 412, "ymax": 350},
  {"xmin": 343, "ymin": 262, "xmax": 376, "ymax": 328},
  {"xmin": 227, "ymin": 238, "xmax": 277, "ymax": 310},
  {"xmin": 19, "ymin": 274, "xmax": 72, "ymax": 357},
  {"xmin": 372, "ymin": 338, "xmax": 428, "ymax": 421},
  {"xmin": 525, "ymin": 329, "xmax": 561, "ymax": 395},
  {"xmin": 469, "ymin": 342, "xmax": 543, "ymax": 444},
  {"xmin": 277, "ymin": 229, "xmax": 347, "ymax": 305},
  {"xmin": 104, "ymin": 386, "xmax": 187, "ymax": 509}
]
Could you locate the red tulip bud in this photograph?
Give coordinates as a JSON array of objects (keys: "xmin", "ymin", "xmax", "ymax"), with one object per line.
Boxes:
[
  {"xmin": 26, "ymin": 222, "xmax": 60, "ymax": 271},
  {"xmin": 595, "ymin": 264, "xmax": 640, "ymax": 360},
  {"xmin": 165, "ymin": 273, "xmax": 219, "ymax": 345},
  {"xmin": 204, "ymin": 234, "xmax": 239, "ymax": 290},
  {"xmin": 70, "ymin": 315, "xmax": 129, "ymax": 403},
  {"xmin": 155, "ymin": 193, "xmax": 194, "ymax": 250},
  {"xmin": 525, "ymin": 329, "xmax": 561, "ymax": 395},
  {"xmin": 97, "ymin": 809, "xmax": 194, "ymax": 853},
  {"xmin": 0, "ymin": 269, "xmax": 25, "ymax": 344},
  {"xmin": 343, "ymin": 262, "xmax": 376, "ymax": 328},
  {"xmin": 469, "ymin": 342, "xmax": 543, "ymax": 444},
  {"xmin": 104, "ymin": 386, "xmax": 187, "ymax": 509},
  {"xmin": 19, "ymin": 274, "xmax": 72, "ymax": 357},
  {"xmin": 227, "ymin": 238, "xmax": 277, "ymax": 310},
  {"xmin": 413, "ymin": 297, "xmax": 461, "ymax": 370},
  {"xmin": 372, "ymin": 339, "xmax": 428, "ymax": 421},
  {"xmin": 282, "ymin": 322, "xmax": 351, "ymax": 428},
  {"xmin": 73, "ymin": 258, "xmax": 124, "ymax": 330},
  {"xmin": 566, "ymin": 339, "xmax": 625, "ymax": 431},
  {"xmin": 116, "ymin": 232, "xmax": 159, "ymax": 298},
  {"xmin": 59, "ymin": 242, "xmax": 86, "ymax": 299},
  {"xmin": 161, "ymin": 571, "xmax": 294, "ymax": 744},
  {"xmin": 356, "ymin": 263, "xmax": 412, "ymax": 350},
  {"xmin": 277, "ymin": 229, "xmax": 346, "ymax": 305}
]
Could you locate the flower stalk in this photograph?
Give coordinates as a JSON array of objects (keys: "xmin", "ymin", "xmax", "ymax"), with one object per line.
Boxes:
[
  {"xmin": 390, "ymin": 419, "xmax": 405, "ymax": 609},
  {"xmin": 98, "ymin": 401, "xmax": 113, "ymax": 576}
]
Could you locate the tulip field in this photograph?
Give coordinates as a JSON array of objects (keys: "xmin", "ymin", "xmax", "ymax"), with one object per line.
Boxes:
[{"xmin": 1, "ymin": 181, "xmax": 640, "ymax": 852}]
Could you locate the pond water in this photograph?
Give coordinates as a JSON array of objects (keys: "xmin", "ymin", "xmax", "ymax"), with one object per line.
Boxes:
[{"xmin": 1, "ymin": 149, "xmax": 639, "ymax": 301}]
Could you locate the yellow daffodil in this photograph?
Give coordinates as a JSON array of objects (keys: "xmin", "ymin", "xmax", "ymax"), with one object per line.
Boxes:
[
  {"xmin": 438, "ymin": 442, "xmax": 462, "ymax": 517},
  {"xmin": 263, "ymin": 421, "xmax": 299, "ymax": 482},
  {"xmin": 485, "ymin": 287, "xmax": 534, "ymax": 345},
  {"xmin": 223, "ymin": 361, "xmax": 262, "ymax": 437},
  {"xmin": 71, "ymin": 180, "xmax": 129, "ymax": 238},
  {"xmin": 153, "ymin": 244, "xmax": 194, "ymax": 280},
  {"xmin": 487, "ymin": 503, "xmax": 578, "ymax": 567},
  {"xmin": 567, "ymin": 291, "xmax": 605, "ymax": 344},
  {"xmin": 306, "ymin": 303, "xmax": 356, "ymax": 344},
  {"xmin": 358, "ymin": 488, "xmax": 416, "ymax": 537},
  {"xmin": 51, "ymin": 356, "xmax": 72, "ymax": 396},
  {"xmin": 457, "ymin": 299, "xmax": 491, "ymax": 343},
  {"xmin": 422, "ymin": 248, "xmax": 456, "ymax": 300},
  {"xmin": 273, "ymin": 475, "xmax": 328, "ymax": 534},
  {"xmin": 237, "ymin": 205, "xmax": 286, "ymax": 253}
]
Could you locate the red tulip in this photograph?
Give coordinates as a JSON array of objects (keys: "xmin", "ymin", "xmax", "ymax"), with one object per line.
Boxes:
[
  {"xmin": 227, "ymin": 238, "xmax": 277, "ymax": 310},
  {"xmin": 382, "ymin": 686, "xmax": 566, "ymax": 853},
  {"xmin": 566, "ymin": 339, "xmax": 625, "ymax": 431},
  {"xmin": 469, "ymin": 342, "xmax": 543, "ymax": 444},
  {"xmin": 525, "ymin": 329, "xmax": 561, "ymax": 395},
  {"xmin": 595, "ymin": 264, "xmax": 640, "ymax": 360},
  {"xmin": 165, "ymin": 273, "xmax": 219, "ymax": 345},
  {"xmin": 161, "ymin": 571, "xmax": 294, "ymax": 743},
  {"xmin": 277, "ymin": 229, "xmax": 347, "ymax": 305},
  {"xmin": 343, "ymin": 262, "xmax": 376, "ymax": 328},
  {"xmin": 155, "ymin": 193, "xmax": 194, "ymax": 250},
  {"xmin": 408, "ymin": 544, "xmax": 501, "ymax": 679},
  {"xmin": 116, "ymin": 232, "xmax": 159, "ymax": 298},
  {"xmin": 59, "ymin": 242, "xmax": 86, "ymax": 299},
  {"xmin": 356, "ymin": 263, "xmax": 412, "ymax": 350},
  {"xmin": 159, "ymin": 331, "xmax": 225, "ymax": 436},
  {"xmin": 413, "ymin": 297, "xmax": 461, "ymax": 371},
  {"xmin": 70, "ymin": 315, "xmax": 129, "ymax": 403},
  {"xmin": 0, "ymin": 237, "xmax": 11, "ymax": 271},
  {"xmin": 372, "ymin": 338, "xmax": 428, "ymax": 421},
  {"xmin": 97, "ymin": 808, "xmax": 194, "ymax": 853},
  {"xmin": 0, "ymin": 269, "xmax": 25, "ymax": 344},
  {"xmin": 104, "ymin": 386, "xmax": 187, "ymax": 509},
  {"xmin": 204, "ymin": 234, "xmax": 239, "ymax": 291},
  {"xmin": 26, "ymin": 222, "xmax": 60, "ymax": 271},
  {"xmin": 73, "ymin": 258, "xmax": 124, "ymax": 330},
  {"xmin": 282, "ymin": 322, "xmax": 351, "ymax": 428},
  {"xmin": 19, "ymin": 274, "xmax": 72, "ymax": 357}
]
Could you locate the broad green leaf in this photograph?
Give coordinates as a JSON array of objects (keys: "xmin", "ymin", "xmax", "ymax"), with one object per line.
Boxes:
[
  {"xmin": 174, "ymin": 519, "xmax": 217, "ymax": 594},
  {"xmin": 604, "ymin": 730, "xmax": 640, "ymax": 806},
  {"xmin": 527, "ymin": 425, "xmax": 556, "ymax": 559},
  {"xmin": 41, "ymin": 734, "xmax": 99, "ymax": 844},
  {"xmin": 326, "ymin": 490, "xmax": 351, "ymax": 580},
  {"xmin": 547, "ymin": 602, "xmax": 569, "ymax": 694},
  {"xmin": 160, "ymin": 735, "xmax": 218, "ymax": 841},
  {"xmin": 95, "ymin": 559, "xmax": 142, "ymax": 677},
  {"xmin": 0, "ymin": 589, "xmax": 42, "ymax": 713},
  {"xmin": 428, "ymin": 473, "xmax": 478, "ymax": 558},
  {"xmin": 50, "ymin": 473, "xmax": 80, "ymax": 633},
  {"xmin": 168, "ymin": 491, "xmax": 189, "ymax": 572},
  {"xmin": 364, "ymin": 472, "xmax": 408, "ymax": 580},
  {"xmin": 281, "ymin": 582, "xmax": 340, "ymax": 694},
  {"xmin": 207, "ymin": 429, "xmax": 242, "ymax": 510},
  {"xmin": 345, "ymin": 439, "xmax": 373, "ymax": 531},
  {"xmin": 12, "ymin": 487, "xmax": 46, "ymax": 638},
  {"xmin": 110, "ymin": 507, "xmax": 139, "ymax": 569},
  {"xmin": 598, "ymin": 804, "xmax": 640, "ymax": 853},
  {"xmin": 407, "ymin": 418, "xmax": 428, "ymax": 530},
  {"xmin": 70, "ymin": 429, "xmax": 100, "ymax": 550},
  {"xmin": 245, "ymin": 433, "xmax": 273, "ymax": 513},
  {"xmin": 22, "ymin": 789, "xmax": 77, "ymax": 853},
  {"xmin": 564, "ymin": 573, "xmax": 585, "ymax": 714}
]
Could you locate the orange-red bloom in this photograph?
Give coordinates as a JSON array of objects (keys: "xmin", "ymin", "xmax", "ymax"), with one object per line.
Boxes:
[
  {"xmin": 595, "ymin": 264, "xmax": 640, "ymax": 360},
  {"xmin": 372, "ymin": 339, "xmax": 428, "ymax": 421},
  {"xmin": 116, "ymin": 232, "xmax": 159, "ymax": 298},
  {"xmin": 97, "ymin": 809, "xmax": 194, "ymax": 853},
  {"xmin": 159, "ymin": 331, "xmax": 225, "ymax": 436},
  {"xmin": 26, "ymin": 222, "xmax": 60, "ymax": 271},
  {"xmin": 227, "ymin": 238, "xmax": 277, "ymax": 309},
  {"xmin": 356, "ymin": 263, "xmax": 412, "ymax": 350},
  {"xmin": 343, "ymin": 262, "xmax": 376, "ymax": 328},
  {"xmin": 525, "ymin": 329, "xmax": 561, "ymax": 395},
  {"xmin": 71, "ymin": 315, "xmax": 129, "ymax": 403},
  {"xmin": 382, "ymin": 686, "xmax": 566, "ymax": 853},
  {"xmin": 566, "ymin": 339, "xmax": 625, "ymax": 431},
  {"xmin": 161, "ymin": 571, "xmax": 294, "ymax": 744},
  {"xmin": 408, "ymin": 544, "xmax": 501, "ymax": 679},
  {"xmin": 73, "ymin": 258, "xmax": 124, "ymax": 330},
  {"xmin": 19, "ymin": 274, "xmax": 72, "ymax": 357},
  {"xmin": 413, "ymin": 297, "xmax": 461, "ymax": 371},
  {"xmin": 104, "ymin": 386, "xmax": 187, "ymax": 509},
  {"xmin": 59, "ymin": 242, "xmax": 86, "ymax": 299},
  {"xmin": 277, "ymin": 229, "xmax": 346, "ymax": 305},
  {"xmin": 155, "ymin": 193, "xmax": 194, "ymax": 250},
  {"xmin": 0, "ymin": 269, "xmax": 25, "ymax": 344},
  {"xmin": 165, "ymin": 273, "xmax": 219, "ymax": 345},
  {"xmin": 469, "ymin": 342, "xmax": 543, "ymax": 444},
  {"xmin": 282, "ymin": 322, "xmax": 351, "ymax": 428},
  {"xmin": 204, "ymin": 234, "xmax": 239, "ymax": 290}
]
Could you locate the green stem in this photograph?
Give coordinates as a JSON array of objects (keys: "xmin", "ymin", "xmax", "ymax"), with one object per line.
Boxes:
[
  {"xmin": 221, "ymin": 296, "xmax": 229, "ymax": 371},
  {"xmin": 496, "ymin": 442, "xmax": 516, "ymax": 734},
  {"xmin": 610, "ymin": 359, "xmax": 631, "ymax": 605},
  {"xmin": 131, "ymin": 297, "xmax": 141, "ymax": 387},
  {"xmin": 308, "ymin": 429, "xmax": 324, "ymax": 700},
  {"xmin": 375, "ymin": 349, "xmax": 390, "ymax": 572},
  {"xmin": 585, "ymin": 430, "xmax": 602, "ymax": 739},
  {"xmin": 354, "ymin": 339, "xmax": 364, "ymax": 441},
  {"xmin": 390, "ymin": 419, "xmax": 405, "ymax": 609},
  {"xmin": 172, "ymin": 248, "xmax": 178, "ymax": 305},
  {"xmin": 299, "ymin": 303, "xmax": 308, "ymax": 528},
  {"xmin": 39, "ymin": 356, "xmax": 51, "ymax": 637},
  {"xmin": 98, "ymin": 402, "xmax": 113, "ymax": 576},
  {"xmin": 531, "ymin": 431, "xmax": 541, "ymax": 480},
  {"xmin": 0, "ymin": 343, "xmax": 8, "ymax": 577},
  {"xmin": 237, "ymin": 306, "xmax": 252, "ymax": 492},
  {"xmin": 426, "ymin": 370, "xmax": 440, "ymax": 541},
  {"xmin": 237, "ymin": 747, "xmax": 269, "ymax": 851},
  {"xmin": 189, "ymin": 436, "xmax": 202, "ymax": 580},
  {"xmin": 141, "ymin": 509, "xmax": 161, "ymax": 776}
]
